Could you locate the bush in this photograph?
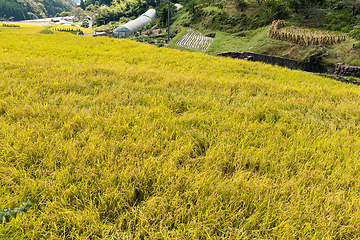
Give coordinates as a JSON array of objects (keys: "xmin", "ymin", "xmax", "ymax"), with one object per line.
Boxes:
[
  {"xmin": 341, "ymin": 26, "xmax": 352, "ymax": 32},
  {"xmin": 349, "ymin": 26, "xmax": 360, "ymax": 40},
  {"xmin": 262, "ymin": 0, "xmax": 288, "ymax": 20},
  {"xmin": 39, "ymin": 30, "xmax": 54, "ymax": 34}
]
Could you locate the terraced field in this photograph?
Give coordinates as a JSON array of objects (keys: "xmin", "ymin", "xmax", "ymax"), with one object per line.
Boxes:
[
  {"xmin": 1, "ymin": 24, "xmax": 360, "ymax": 239},
  {"xmin": 175, "ymin": 29, "xmax": 213, "ymax": 51}
]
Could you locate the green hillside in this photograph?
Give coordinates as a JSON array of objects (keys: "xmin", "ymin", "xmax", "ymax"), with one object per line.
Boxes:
[
  {"xmin": 160, "ymin": 0, "xmax": 360, "ymax": 66},
  {"xmin": 1, "ymin": 24, "xmax": 360, "ymax": 239},
  {"xmin": 0, "ymin": 0, "xmax": 29, "ymax": 21},
  {"xmin": 0, "ymin": 0, "xmax": 75, "ymax": 20}
]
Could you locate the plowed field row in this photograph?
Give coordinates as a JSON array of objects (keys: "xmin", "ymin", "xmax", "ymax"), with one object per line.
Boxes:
[{"xmin": 175, "ymin": 29, "xmax": 213, "ymax": 51}]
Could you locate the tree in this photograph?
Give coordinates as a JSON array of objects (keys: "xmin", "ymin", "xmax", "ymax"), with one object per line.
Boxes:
[
  {"xmin": 156, "ymin": 2, "xmax": 176, "ymax": 27},
  {"xmin": 288, "ymin": 0, "xmax": 325, "ymax": 14},
  {"xmin": 72, "ymin": 7, "xmax": 85, "ymax": 19},
  {"xmin": 234, "ymin": 0, "xmax": 247, "ymax": 11},
  {"xmin": 262, "ymin": 0, "xmax": 288, "ymax": 20},
  {"xmin": 185, "ymin": 0, "xmax": 198, "ymax": 14},
  {"xmin": 217, "ymin": 1, "xmax": 225, "ymax": 11},
  {"xmin": 0, "ymin": 0, "xmax": 29, "ymax": 20},
  {"xmin": 344, "ymin": 0, "xmax": 360, "ymax": 16},
  {"xmin": 246, "ymin": 0, "xmax": 264, "ymax": 7},
  {"xmin": 288, "ymin": 0, "xmax": 303, "ymax": 13},
  {"xmin": 80, "ymin": 0, "xmax": 85, "ymax": 10},
  {"xmin": 60, "ymin": 11, "xmax": 71, "ymax": 16}
]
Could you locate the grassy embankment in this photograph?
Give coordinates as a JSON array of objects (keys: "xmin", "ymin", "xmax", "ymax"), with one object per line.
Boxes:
[{"xmin": 2, "ymin": 24, "xmax": 360, "ymax": 239}]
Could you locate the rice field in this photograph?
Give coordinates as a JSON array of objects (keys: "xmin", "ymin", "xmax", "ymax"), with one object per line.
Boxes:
[
  {"xmin": 175, "ymin": 29, "xmax": 213, "ymax": 51},
  {"xmin": 1, "ymin": 24, "xmax": 360, "ymax": 239}
]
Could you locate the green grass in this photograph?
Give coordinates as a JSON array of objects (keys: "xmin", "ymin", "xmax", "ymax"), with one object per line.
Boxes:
[
  {"xmin": 204, "ymin": 27, "xmax": 272, "ymax": 55},
  {"xmin": 2, "ymin": 24, "xmax": 360, "ymax": 239}
]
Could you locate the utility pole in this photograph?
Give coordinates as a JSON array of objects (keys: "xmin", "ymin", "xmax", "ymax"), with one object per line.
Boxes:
[
  {"xmin": 167, "ymin": 0, "xmax": 170, "ymax": 43},
  {"xmin": 155, "ymin": 0, "xmax": 157, "ymax": 18}
]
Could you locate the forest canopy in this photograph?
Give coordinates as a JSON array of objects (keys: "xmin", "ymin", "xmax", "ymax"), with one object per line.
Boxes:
[{"xmin": 0, "ymin": 0, "xmax": 76, "ymax": 20}]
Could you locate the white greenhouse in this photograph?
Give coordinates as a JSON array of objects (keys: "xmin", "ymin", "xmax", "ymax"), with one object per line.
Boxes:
[
  {"xmin": 113, "ymin": 9, "xmax": 156, "ymax": 38},
  {"xmin": 174, "ymin": 3, "xmax": 183, "ymax": 10}
]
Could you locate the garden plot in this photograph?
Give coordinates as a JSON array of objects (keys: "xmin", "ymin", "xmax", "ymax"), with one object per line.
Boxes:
[{"xmin": 175, "ymin": 29, "xmax": 213, "ymax": 51}]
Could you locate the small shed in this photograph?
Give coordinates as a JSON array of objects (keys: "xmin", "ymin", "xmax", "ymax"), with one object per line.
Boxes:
[{"xmin": 113, "ymin": 9, "xmax": 156, "ymax": 38}]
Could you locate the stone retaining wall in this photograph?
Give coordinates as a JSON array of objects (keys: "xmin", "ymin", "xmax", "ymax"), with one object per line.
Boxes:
[
  {"xmin": 218, "ymin": 51, "xmax": 360, "ymax": 81},
  {"xmin": 334, "ymin": 63, "xmax": 360, "ymax": 77},
  {"xmin": 217, "ymin": 51, "xmax": 301, "ymax": 69}
]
